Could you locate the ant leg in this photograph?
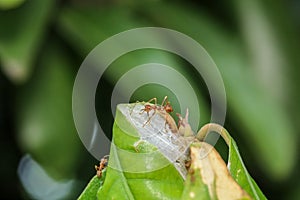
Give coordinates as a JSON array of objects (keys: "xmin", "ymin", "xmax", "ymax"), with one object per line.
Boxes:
[
  {"xmin": 161, "ymin": 96, "xmax": 168, "ymax": 106},
  {"xmin": 102, "ymin": 155, "xmax": 109, "ymax": 167},
  {"xmin": 140, "ymin": 97, "xmax": 157, "ymax": 115},
  {"xmin": 130, "ymin": 101, "xmax": 140, "ymax": 115},
  {"xmin": 139, "ymin": 106, "xmax": 150, "ymax": 116},
  {"xmin": 143, "ymin": 111, "xmax": 156, "ymax": 127},
  {"xmin": 146, "ymin": 97, "xmax": 157, "ymax": 105},
  {"xmin": 139, "ymin": 108, "xmax": 146, "ymax": 115}
]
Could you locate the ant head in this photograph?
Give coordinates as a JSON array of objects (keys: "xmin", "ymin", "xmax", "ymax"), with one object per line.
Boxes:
[
  {"xmin": 103, "ymin": 160, "xmax": 108, "ymax": 167},
  {"xmin": 164, "ymin": 102, "xmax": 173, "ymax": 113}
]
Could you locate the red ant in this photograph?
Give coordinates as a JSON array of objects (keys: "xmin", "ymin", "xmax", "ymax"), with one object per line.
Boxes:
[
  {"xmin": 95, "ymin": 155, "xmax": 109, "ymax": 178},
  {"xmin": 140, "ymin": 96, "xmax": 175, "ymax": 130}
]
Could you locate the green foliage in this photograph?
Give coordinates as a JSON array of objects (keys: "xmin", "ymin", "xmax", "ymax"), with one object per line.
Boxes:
[
  {"xmin": 197, "ymin": 124, "xmax": 266, "ymax": 199},
  {"xmin": 57, "ymin": 2, "xmax": 297, "ymax": 180},
  {"xmin": 0, "ymin": 0, "xmax": 25, "ymax": 10},
  {"xmin": 0, "ymin": 0, "xmax": 55, "ymax": 82},
  {"xmin": 181, "ymin": 169, "xmax": 210, "ymax": 200},
  {"xmin": 16, "ymin": 42, "xmax": 81, "ymax": 179},
  {"xmin": 0, "ymin": 0, "xmax": 299, "ymax": 199},
  {"xmin": 137, "ymin": 1, "xmax": 297, "ymax": 180},
  {"xmin": 97, "ymin": 105, "xmax": 184, "ymax": 199},
  {"xmin": 78, "ymin": 173, "xmax": 105, "ymax": 200},
  {"xmin": 228, "ymin": 139, "xmax": 267, "ymax": 199},
  {"xmin": 79, "ymin": 103, "xmax": 266, "ymax": 199}
]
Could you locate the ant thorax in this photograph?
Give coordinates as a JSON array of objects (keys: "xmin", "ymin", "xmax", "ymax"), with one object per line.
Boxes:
[
  {"xmin": 143, "ymin": 103, "xmax": 178, "ymax": 133},
  {"xmin": 117, "ymin": 102, "xmax": 194, "ymax": 179}
]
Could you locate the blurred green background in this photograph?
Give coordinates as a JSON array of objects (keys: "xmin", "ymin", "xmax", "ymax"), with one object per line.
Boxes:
[{"xmin": 0, "ymin": 0, "xmax": 299, "ymax": 199}]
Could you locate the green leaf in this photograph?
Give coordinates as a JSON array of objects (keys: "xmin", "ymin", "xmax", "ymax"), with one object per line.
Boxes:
[
  {"xmin": 57, "ymin": 6, "xmax": 143, "ymax": 55},
  {"xmin": 97, "ymin": 103, "xmax": 185, "ymax": 199},
  {"xmin": 229, "ymin": 0, "xmax": 297, "ymax": 180},
  {"xmin": 228, "ymin": 139, "xmax": 267, "ymax": 200},
  {"xmin": 78, "ymin": 171, "xmax": 106, "ymax": 200},
  {"xmin": 0, "ymin": 0, "xmax": 25, "ymax": 10},
  {"xmin": 197, "ymin": 123, "xmax": 267, "ymax": 200},
  {"xmin": 16, "ymin": 41, "xmax": 81, "ymax": 179},
  {"xmin": 0, "ymin": 0, "xmax": 55, "ymax": 83},
  {"xmin": 181, "ymin": 167, "xmax": 210, "ymax": 200}
]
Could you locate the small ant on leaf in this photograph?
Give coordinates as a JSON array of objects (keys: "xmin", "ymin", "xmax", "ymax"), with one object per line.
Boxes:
[
  {"xmin": 140, "ymin": 96, "xmax": 173, "ymax": 115},
  {"xmin": 95, "ymin": 155, "xmax": 109, "ymax": 178},
  {"xmin": 140, "ymin": 96, "xmax": 177, "ymax": 131}
]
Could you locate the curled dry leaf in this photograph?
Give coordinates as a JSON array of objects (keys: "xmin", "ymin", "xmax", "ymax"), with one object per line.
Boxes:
[{"xmin": 184, "ymin": 142, "xmax": 251, "ymax": 200}]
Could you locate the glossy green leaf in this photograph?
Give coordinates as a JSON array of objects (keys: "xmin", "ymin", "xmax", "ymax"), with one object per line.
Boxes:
[
  {"xmin": 97, "ymin": 103, "xmax": 185, "ymax": 199},
  {"xmin": 0, "ymin": 0, "xmax": 55, "ymax": 83},
  {"xmin": 78, "ymin": 171, "xmax": 106, "ymax": 200},
  {"xmin": 228, "ymin": 139, "xmax": 267, "ymax": 200},
  {"xmin": 197, "ymin": 123, "xmax": 267, "ymax": 200},
  {"xmin": 181, "ymin": 167, "xmax": 210, "ymax": 200},
  {"xmin": 16, "ymin": 41, "xmax": 81, "ymax": 179}
]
